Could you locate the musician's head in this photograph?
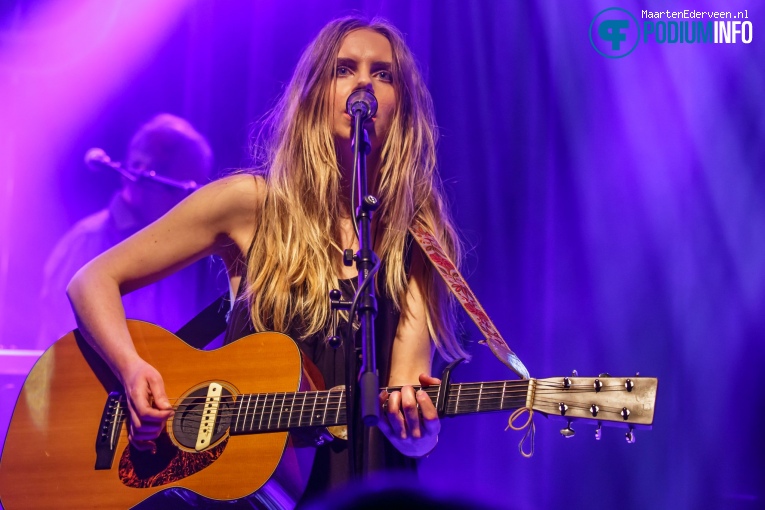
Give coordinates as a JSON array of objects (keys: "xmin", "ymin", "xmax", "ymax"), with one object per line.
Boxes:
[
  {"xmin": 123, "ymin": 114, "xmax": 213, "ymax": 224},
  {"xmin": 256, "ymin": 16, "xmax": 437, "ymax": 203}
]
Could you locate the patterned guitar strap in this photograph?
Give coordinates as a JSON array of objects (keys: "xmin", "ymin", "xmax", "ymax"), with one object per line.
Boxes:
[{"xmin": 409, "ymin": 224, "xmax": 536, "ymax": 457}]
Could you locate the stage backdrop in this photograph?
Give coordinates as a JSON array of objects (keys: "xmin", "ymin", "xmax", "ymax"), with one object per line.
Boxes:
[{"xmin": 0, "ymin": 1, "xmax": 762, "ymax": 509}]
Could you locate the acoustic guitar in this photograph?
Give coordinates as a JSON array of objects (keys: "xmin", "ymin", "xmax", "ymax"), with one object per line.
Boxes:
[{"xmin": 0, "ymin": 321, "xmax": 657, "ymax": 509}]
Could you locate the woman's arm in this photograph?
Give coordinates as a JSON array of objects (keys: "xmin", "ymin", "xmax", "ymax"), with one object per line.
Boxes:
[
  {"xmin": 67, "ymin": 174, "xmax": 263, "ymax": 451},
  {"xmin": 378, "ymin": 247, "xmax": 441, "ymax": 457}
]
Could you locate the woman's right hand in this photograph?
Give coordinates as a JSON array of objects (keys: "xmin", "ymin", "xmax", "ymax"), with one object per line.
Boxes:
[{"xmin": 120, "ymin": 359, "xmax": 174, "ymax": 453}]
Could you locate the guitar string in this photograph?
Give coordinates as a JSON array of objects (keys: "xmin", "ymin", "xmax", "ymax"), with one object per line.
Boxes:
[
  {"xmin": 160, "ymin": 393, "xmax": 630, "ymax": 428},
  {"xmin": 148, "ymin": 402, "xmax": 629, "ymax": 433},
  {"xmin": 159, "ymin": 386, "xmax": 626, "ymax": 413},
  {"xmin": 156, "ymin": 381, "xmax": 629, "ymax": 406},
  {"xmin": 159, "ymin": 386, "xmax": 627, "ymax": 414},
  {"xmin": 163, "ymin": 388, "xmax": 529, "ymax": 417},
  {"xmin": 113, "ymin": 397, "xmax": 631, "ymax": 433},
  {"xmin": 159, "ymin": 385, "xmax": 626, "ymax": 409},
  {"xmin": 113, "ymin": 383, "xmax": 636, "ymax": 428}
]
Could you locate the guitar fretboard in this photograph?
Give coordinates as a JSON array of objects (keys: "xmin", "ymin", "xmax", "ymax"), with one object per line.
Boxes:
[{"xmin": 227, "ymin": 380, "xmax": 530, "ymax": 435}]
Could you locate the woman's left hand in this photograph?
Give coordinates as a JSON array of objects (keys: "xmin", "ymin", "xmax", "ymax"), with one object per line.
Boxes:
[{"xmin": 378, "ymin": 373, "xmax": 440, "ymax": 457}]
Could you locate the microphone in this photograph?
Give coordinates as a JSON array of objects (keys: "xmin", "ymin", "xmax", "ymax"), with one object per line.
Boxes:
[
  {"xmin": 84, "ymin": 148, "xmax": 137, "ymax": 182},
  {"xmin": 83, "ymin": 148, "xmax": 198, "ymax": 191},
  {"xmin": 346, "ymin": 89, "xmax": 378, "ymax": 120}
]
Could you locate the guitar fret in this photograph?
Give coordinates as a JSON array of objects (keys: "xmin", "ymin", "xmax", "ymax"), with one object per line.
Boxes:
[
  {"xmin": 300, "ymin": 392, "xmax": 307, "ymax": 427},
  {"xmin": 477, "ymin": 383, "xmax": 483, "ymax": 412},
  {"xmin": 285, "ymin": 393, "xmax": 293, "ymax": 428},
  {"xmin": 277, "ymin": 393, "xmax": 285, "ymax": 429},
  {"xmin": 278, "ymin": 394, "xmax": 285, "ymax": 429},
  {"xmin": 241, "ymin": 395, "xmax": 251, "ymax": 433},
  {"xmin": 501, "ymin": 382, "xmax": 506, "ymax": 410},
  {"xmin": 249, "ymin": 394, "xmax": 259, "ymax": 432},
  {"xmin": 278, "ymin": 393, "xmax": 285, "ymax": 428},
  {"xmin": 246, "ymin": 394, "xmax": 254, "ymax": 431},
  {"xmin": 284, "ymin": 393, "xmax": 295, "ymax": 429},
  {"xmin": 309, "ymin": 392, "xmax": 317, "ymax": 425},
  {"xmin": 322, "ymin": 389, "xmax": 330, "ymax": 425},
  {"xmin": 336, "ymin": 390, "xmax": 343, "ymax": 424},
  {"xmin": 233, "ymin": 398, "xmax": 243, "ymax": 433},
  {"xmin": 267, "ymin": 393, "xmax": 277, "ymax": 430},
  {"xmin": 258, "ymin": 394, "xmax": 266, "ymax": 430}
]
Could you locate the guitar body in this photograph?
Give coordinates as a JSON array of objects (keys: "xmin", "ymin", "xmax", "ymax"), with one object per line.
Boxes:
[{"xmin": 0, "ymin": 321, "xmax": 316, "ymax": 509}]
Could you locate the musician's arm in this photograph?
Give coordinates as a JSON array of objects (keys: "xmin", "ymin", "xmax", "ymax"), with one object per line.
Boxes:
[
  {"xmin": 67, "ymin": 174, "xmax": 262, "ymax": 449},
  {"xmin": 379, "ymin": 247, "xmax": 441, "ymax": 457}
]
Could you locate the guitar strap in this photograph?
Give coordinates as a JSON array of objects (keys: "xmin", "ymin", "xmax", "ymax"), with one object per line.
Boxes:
[
  {"xmin": 175, "ymin": 292, "xmax": 231, "ymax": 349},
  {"xmin": 408, "ymin": 224, "xmax": 530, "ymax": 380},
  {"xmin": 409, "ymin": 224, "xmax": 535, "ymax": 457}
]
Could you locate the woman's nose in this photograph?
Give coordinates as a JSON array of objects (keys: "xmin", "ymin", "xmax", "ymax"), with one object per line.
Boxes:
[{"xmin": 355, "ymin": 69, "xmax": 374, "ymax": 90}]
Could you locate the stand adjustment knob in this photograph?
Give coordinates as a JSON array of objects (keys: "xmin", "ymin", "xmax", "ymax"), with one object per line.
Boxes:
[{"xmin": 327, "ymin": 289, "xmax": 351, "ymax": 349}]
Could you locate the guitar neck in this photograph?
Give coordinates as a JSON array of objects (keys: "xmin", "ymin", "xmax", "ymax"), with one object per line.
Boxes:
[{"xmin": 227, "ymin": 380, "xmax": 529, "ymax": 435}]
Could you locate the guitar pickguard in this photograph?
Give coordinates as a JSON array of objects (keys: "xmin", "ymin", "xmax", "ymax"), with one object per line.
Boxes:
[{"xmin": 118, "ymin": 432, "xmax": 228, "ymax": 488}]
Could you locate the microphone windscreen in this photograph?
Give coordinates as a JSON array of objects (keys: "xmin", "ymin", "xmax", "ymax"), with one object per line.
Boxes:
[
  {"xmin": 84, "ymin": 148, "xmax": 111, "ymax": 171},
  {"xmin": 346, "ymin": 89, "xmax": 378, "ymax": 119}
]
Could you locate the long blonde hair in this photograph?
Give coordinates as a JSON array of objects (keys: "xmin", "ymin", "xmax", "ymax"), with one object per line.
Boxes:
[{"xmin": 245, "ymin": 16, "xmax": 467, "ymax": 361}]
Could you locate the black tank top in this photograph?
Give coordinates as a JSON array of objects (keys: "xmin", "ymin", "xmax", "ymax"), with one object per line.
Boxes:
[{"xmin": 223, "ymin": 244, "xmax": 416, "ymax": 503}]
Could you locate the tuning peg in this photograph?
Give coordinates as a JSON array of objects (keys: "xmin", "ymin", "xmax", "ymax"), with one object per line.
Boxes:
[
  {"xmin": 595, "ymin": 424, "xmax": 602, "ymax": 440},
  {"xmin": 625, "ymin": 379, "xmax": 634, "ymax": 392},
  {"xmin": 560, "ymin": 420, "xmax": 575, "ymax": 438},
  {"xmin": 626, "ymin": 427, "xmax": 636, "ymax": 444},
  {"xmin": 571, "ymin": 369, "xmax": 578, "ymax": 377},
  {"xmin": 593, "ymin": 379, "xmax": 603, "ymax": 392},
  {"xmin": 598, "ymin": 372, "xmax": 611, "ymax": 377}
]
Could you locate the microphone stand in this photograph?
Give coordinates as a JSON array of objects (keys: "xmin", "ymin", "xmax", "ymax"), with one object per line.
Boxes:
[{"xmin": 346, "ymin": 109, "xmax": 380, "ymax": 479}]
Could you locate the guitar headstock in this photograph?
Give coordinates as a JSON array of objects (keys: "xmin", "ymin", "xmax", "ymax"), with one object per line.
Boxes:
[{"xmin": 531, "ymin": 374, "xmax": 657, "ymax": 441}]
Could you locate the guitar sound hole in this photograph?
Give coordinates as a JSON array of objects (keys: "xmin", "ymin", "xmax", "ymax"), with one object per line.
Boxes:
[{"xmin": 172, "ymin": 386, "xmax": 234, "ymax": 450}]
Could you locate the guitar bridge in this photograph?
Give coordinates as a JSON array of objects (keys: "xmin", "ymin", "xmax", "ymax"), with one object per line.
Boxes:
[
  {"xmin": 196, "ymin": 382, "xmax": 223, "ymax": 451},
  {"xmin": 95, "ymin": 391, "xmax": 126, "ymax": 470}
]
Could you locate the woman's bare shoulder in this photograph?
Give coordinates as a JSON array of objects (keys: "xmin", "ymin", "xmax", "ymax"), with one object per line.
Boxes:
[
  {"xmin": 201, "ymin": 173, "xmax": 265, "ymax": 209},
  {"xmin": 193, "ymin": 173, "xmax": 266, "ymax": 256},
  {"xmin": 188, "ymin": 173, "xmax": 263, "ymax": 226}
]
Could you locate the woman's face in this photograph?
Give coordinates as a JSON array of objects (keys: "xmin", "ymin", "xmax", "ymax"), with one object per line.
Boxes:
[{"xmin": 332, "ymin": 28, "xmax": 396, "ymax": 153}]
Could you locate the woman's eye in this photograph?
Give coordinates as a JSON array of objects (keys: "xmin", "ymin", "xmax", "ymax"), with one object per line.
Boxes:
[
  {"xmin": 336, "ymin": 66, "xmax": 350, "ymax": 77},
  {"xmin": 377, "ymin": 71, "xmax": 392, "ymax": 82}
]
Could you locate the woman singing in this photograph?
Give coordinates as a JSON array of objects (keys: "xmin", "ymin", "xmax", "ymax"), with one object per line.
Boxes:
[{"xmin": 68, "ymin": 15, "xmax": 467, "ymax": 507}]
